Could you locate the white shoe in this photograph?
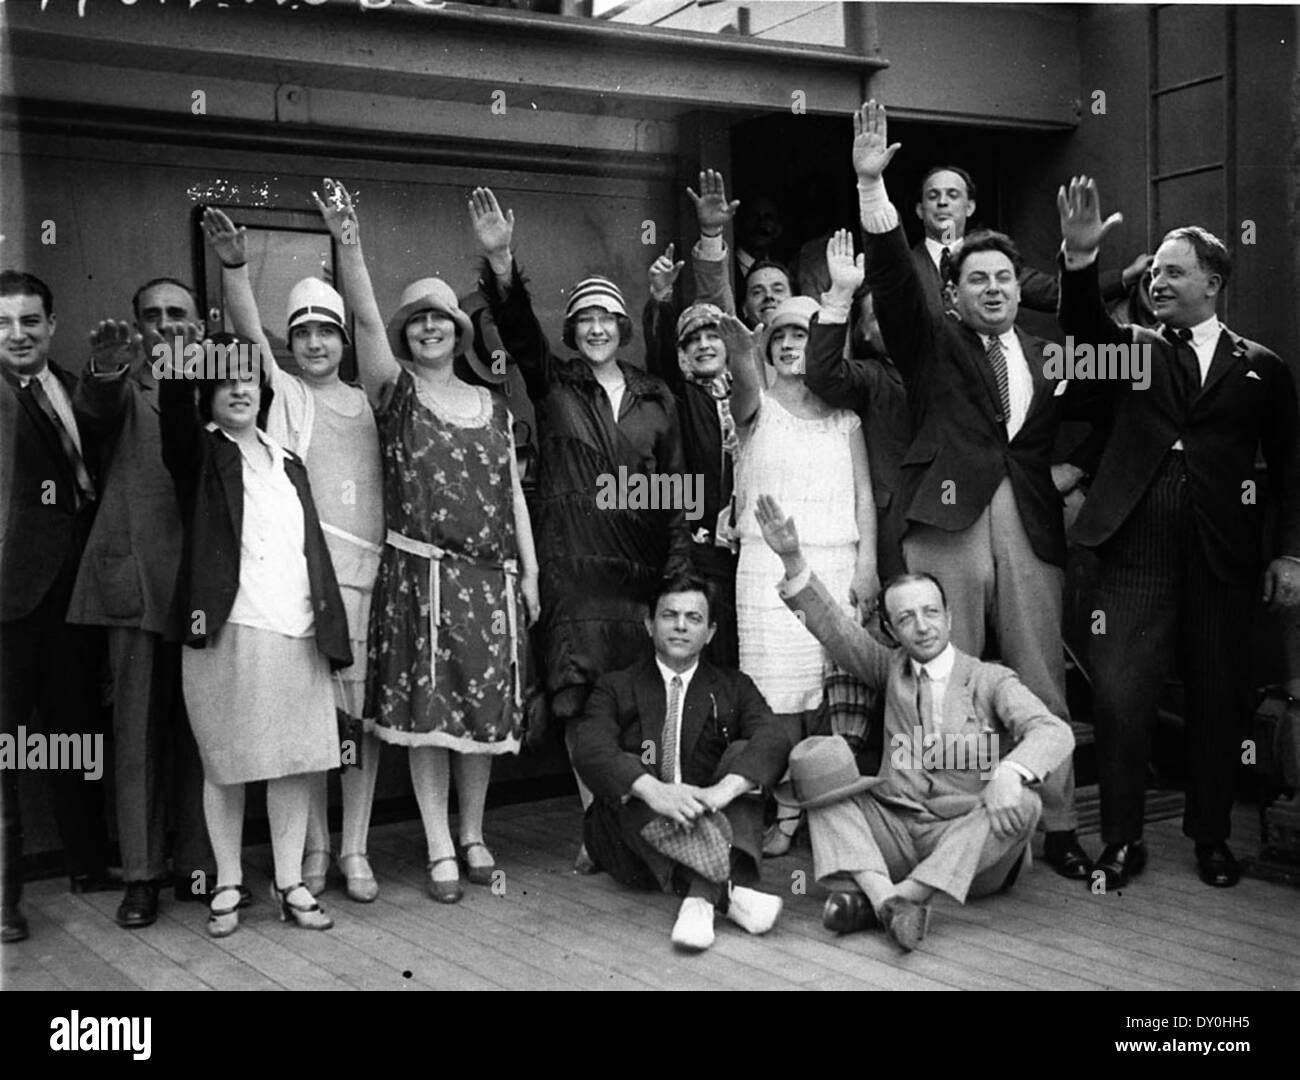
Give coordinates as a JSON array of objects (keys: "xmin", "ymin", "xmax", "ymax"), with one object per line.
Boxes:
[
  {"xmin": 670, "ymin": 896, "xmax": 716, "ymax": 951},
  {"xmin": 725, "ymin": 885, "xmax": 782, "ymax": 935}
]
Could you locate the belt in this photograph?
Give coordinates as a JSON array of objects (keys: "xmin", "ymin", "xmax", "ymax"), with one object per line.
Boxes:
[
  {"xmin": 385, "ymin": 529, "xmax": 522, "ymax": 706},
  {"xmin": 322, "ymin": 521, "xmax": 384, "ymax": 554}
]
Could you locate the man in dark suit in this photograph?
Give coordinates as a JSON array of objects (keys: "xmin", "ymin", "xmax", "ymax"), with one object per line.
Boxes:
[
  {"xmin": 756, "ymin": 494, "xmax": 1074, "ymax": 952},
  {"xmin": 66, "ymin": 279, "xmax": 213, "ymax": 929},
  {"xmin": 849, "ymin": 101, "xmax": 1092, "ymax": 879},
  {"xmin": 572, "ymin": 571, "xmax": 791, "ymax": 951},
  {"xmin": 1057, "ymin": 176, "xmax": 1300, "ymax": 889},
  {"xmin": 0, "ymin": 271, "xmax": 112, "ymax": 944}
]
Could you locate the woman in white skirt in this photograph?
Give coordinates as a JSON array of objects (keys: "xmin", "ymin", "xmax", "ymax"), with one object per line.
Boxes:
[
  {"xmin": 160, "ymin": 332, "xmax": 353, "ymax": 937},
  {"xmin": 727, "ymin": 297, "xmax": 878, "ymax": 853}
]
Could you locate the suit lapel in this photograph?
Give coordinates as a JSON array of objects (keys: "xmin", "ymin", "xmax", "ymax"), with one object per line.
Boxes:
[
  {"xmin": 632, "ymin": 657, "xmax": 668, "ymax": 777},
  {"xmin": 941, "ymin": 651, "xmax": 975, "ymax": 730},
  {"xmin": 958, "ymin": 321, "xmax": 1004, "ymax": 424},
  {"xmin": 7, "ymin": 372, "xmax": 75, "ymax": 486},
  {"xmin": 1194, "ymin": 327, "xmax": 1243, "ymax": 405},
  {"xmin": 679, "ymin": 662, "xmax": 713, "ymax": 776}
]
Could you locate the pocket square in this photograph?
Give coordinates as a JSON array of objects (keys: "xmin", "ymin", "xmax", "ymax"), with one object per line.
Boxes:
[
  {"xmin": 1245, "ymin": 370, "xmax": 1262, "ymax": 381},
  {"xmin": 1052, "ymin": 379, "xmax": 1070, "ymax": 397}
]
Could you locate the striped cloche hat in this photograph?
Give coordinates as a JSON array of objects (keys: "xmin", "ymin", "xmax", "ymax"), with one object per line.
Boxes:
[
  {"xmin": 285, "ymin": 277, "xmax": 351, "ymax": 344},
  {"xmin": 564, "ymin": 276, "xmax": 628, "ymax": 320}
]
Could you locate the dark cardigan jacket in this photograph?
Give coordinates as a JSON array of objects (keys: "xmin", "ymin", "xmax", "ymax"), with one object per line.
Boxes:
[{"xmin": 158, "ymin": 375, "xmax": 352, "ymax": 668}]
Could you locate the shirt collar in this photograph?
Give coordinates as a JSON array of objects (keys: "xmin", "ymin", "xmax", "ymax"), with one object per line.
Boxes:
[
  {"xmin": 924, "ymin": 235, "xmax": 962, "ymax": 265},
  {"xmin": 205, "ymin": 421, "xmax": 285, "ymax": 464},
  {"xmin": 1186, "ymin": 314, "xmax": 1221, "ymax": 350},
  {"xmin": 985, "ymin": 326, "xmax": 1019, "ymax": 350},
  {"xmin": 655, "ymin": 655, "xmax": 699, "ymax": 690},
  {"xmin": 910, "ymin": 642, "xmax": 956, "ymax": 683}
]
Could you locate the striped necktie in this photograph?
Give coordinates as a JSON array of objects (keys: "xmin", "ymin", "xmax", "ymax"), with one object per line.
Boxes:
[
  {"xmin": 24, "ymin": 377, "xmax": 96, "ymax": 509},
  {"xmin": 984, "ymin": 334, "xmax": 1012, "ymax": 419},
  {"xmin": 661, "ymin": 675, "xmax": 683, "ymax": 783}
]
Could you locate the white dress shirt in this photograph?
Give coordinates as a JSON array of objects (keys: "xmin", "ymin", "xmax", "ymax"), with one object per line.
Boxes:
[
  {"xmin": 923, "ymin": 235, "xmax": 962, "ymax": 277},
  {"xmin": 909, "ymin": 643, "xmax": 956, "ymax": 729},
  {"xmin": 654, "ymin": 655, "xmax": 699, "ymax": 782},
  {"xmin": 1167, "ymin": 314, "xmax": 1223, "ymax": 451},
  {"xmin": 985, "ymin": 327, "xmax": 1034, "ymax": 440},
  {"xmin": 19, "ymin": 364, "xmax": 84, "ymax": 456}
]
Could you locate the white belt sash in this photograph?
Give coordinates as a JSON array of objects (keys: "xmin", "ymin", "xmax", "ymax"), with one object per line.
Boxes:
[
  {"xmin": 385, "ymin": 529, "xmax": 522, "ymax": 706},
  {"xmin": 321, "ymin": 521, "xmax": 384, "ymax": 554}
]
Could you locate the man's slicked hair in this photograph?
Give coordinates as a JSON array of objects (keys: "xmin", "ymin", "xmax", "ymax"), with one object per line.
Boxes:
[
  {"xmin": 878, "ymin": 571, "xmax": 948, "ymax": 634},
  {"xmin": 949, "ymin": 230, "xmax": 1024, "ymax": 282},
  {"xmin": 132, "ymin": 277, "xmax": 200, "ymax": 322},
  {"xmin": 649, "ymin": 570, "xmax": 717, "ymax": 626},
  {"xmin": 0, "ymin": 270, "xmax": 54, "ymax": 317},
  {"xmin": 1161, "ymin": 226, "xmax": 1231, "ymax": 291},
  {"xmin": 917, "ymin": 165, "xmax": 977, "ymax": 206}
]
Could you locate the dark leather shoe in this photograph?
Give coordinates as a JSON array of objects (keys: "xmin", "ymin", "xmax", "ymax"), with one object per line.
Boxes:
[
  {"xmin": 1195, "ymin": 842, "xmax": 1240, "ymax": 888},
  {"xmin": 1042, "ymin": 831, "xmax": 1094, "ymax": 880},
  {"xmin": 1, "ymin": 905, "xmax": 29, "ymax": 944},
  {"xmin": 822, "ymin": 891, "xmax": 876, "ymax": 934},
  {"xmin": 878, "ymin": 897, "xmax": 930, "ymax": 953},
  {"xmin": 115, "ymin": 881, "xmax": 160, "ymax": 929},
  {"xmin": 1094, "ymin": 839, "xmax": 1147, "ymax": 889},
  {"xmin": 69, "ymin": 870, "xmax": 120, "ymax": 894}
]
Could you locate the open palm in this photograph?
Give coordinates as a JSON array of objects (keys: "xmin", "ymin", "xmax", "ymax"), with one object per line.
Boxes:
[{"xmin": 852, "ymin": 100, "xmax": 901, "ymax": 181}]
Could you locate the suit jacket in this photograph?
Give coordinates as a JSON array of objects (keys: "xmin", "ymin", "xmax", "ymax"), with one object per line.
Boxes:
[
  {"xmin": 1059, "ymin": 259, "xmax": 1300, "ymax": 583},
  {"xmin": 67, "ymin": 363, "xmax": 183, "ymax": 634},
  {"xmin": 572, "ymin": 655, "xmax": 791, "ymax": 806},
  {"xmin": 804, "ymin": 318, "xmax": 909, "ymax": 523},
  {"xmin": 0, "ymin": 362, "xmax": 101, "ymax": 621},
  {"xmin": 866, "ymin": 223, "xmax": 1072, "ymax": 567},
  {"xmin": 157, "ymin": 374, "xmax": 351, "ymax": 667},
  {"xmin": 786, "ymin": 571, "xmax": 1074, "ymax": 810}
]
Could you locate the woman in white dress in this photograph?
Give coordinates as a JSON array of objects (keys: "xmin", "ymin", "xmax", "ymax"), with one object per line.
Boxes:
[{"xmin": 726, "ymin": 295, "xmax": 878, "ymax": 852}]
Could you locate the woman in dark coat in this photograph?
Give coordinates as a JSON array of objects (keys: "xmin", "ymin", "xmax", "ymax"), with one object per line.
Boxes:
[{"xmin": 470, "ymin": 188, "xmax": 691, "ymax": 868}]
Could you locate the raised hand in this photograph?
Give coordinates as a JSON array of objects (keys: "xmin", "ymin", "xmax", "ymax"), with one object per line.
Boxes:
[
  {"xmin": 852, "ymin": 100, "xmax": 901, "ymax": 182},
  {"xmin": 716, "ymin": 312, "xmax": 758, "ymax": 363},
  {"xmin": 1057, "ymin": 176, "xmax": 1123, "ymax": 254},
  {"xmin": 468, "ymin": 186, "xmax": 515, "ymax": 260},
  {"xmin": 148, "ymin": 320, "xmax": 203, "ymax": 379},
  {"xmin": 202, "ymin": 207, "xmax": 247, "ymax": 268},
  {"xmin": 826, "ymin": 228, "xmax": 865, "ymax": 295},
  {"xmin": 310, "ymin": 177, "xmax": 360, "ymax": 245},
  {"xmin": 754, "ymin": 494, "xmax": 801, "ymax": 560},
  {"xmin": 649, "ymin": 243, "xmax": 685, "ymax": 299},
  {"xmin": 88, "ymin": 319, "xmax": 140, "ymax": 371},
  {"xmin": 687, "ymin": 169, "xmax": 740, "ymax": 235}
]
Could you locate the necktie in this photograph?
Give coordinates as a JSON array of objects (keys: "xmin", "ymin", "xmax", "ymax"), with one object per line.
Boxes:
[
  {"xmin": 24, "ymin": 377, "xmax": 96, "ymax": 509},
  {"xmin": 661, "ymin": 675, "xmax": 683, "ymax": 783},
  {"xmin": 938, "ymin": 246, "xmax": 953, "ymax": 286},
  {"xmin": 915, "ymin": 668, "xmax": 934, "ymax": 730},
  {"xmin": 984, "ymin": 335, "xmax": 1012, "ymax": 419},
  {"xmin": 1161, "ymin": 325, "xmax": 1200, "ymax": 403}
]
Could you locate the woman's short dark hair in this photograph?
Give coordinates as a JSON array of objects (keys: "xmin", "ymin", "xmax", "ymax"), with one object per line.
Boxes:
[
  {"xmin": 195, "ymin": 332, "xmax": 274, "ymax": 429},
  {"xmin": 948, "ymin": 230, "xmax": 1024, "ymax": 283},
  {"xmin": 649, "ymin": 571, "xmax": 717, "ymax": 626},
  {"xmin": 562, "ymin": 312, "xmax": 634, "ymax": 352}
]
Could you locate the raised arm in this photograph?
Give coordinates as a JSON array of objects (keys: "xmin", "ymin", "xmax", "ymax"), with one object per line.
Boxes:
[
  {"xmin": 643, "ymin": 244, "xmax": 685, "ymax": 390},
  {"xmin": 202, "ymin": 208, "xmax": 279, "ymax": 371},
  {"xmin": 156, "ymin": 323, "xmax": 207, "ymax": 503},
  {"xmin": 806, "ymin": 229, "xmax": 873, "ymax": 410},
  {"xmin": 717, "ymin": 313, "xmax": 762, "ymax": 427},
  {"xmin": 311, "ymin": 178, "xmax": 401, "ymax": 401},
  {"xmin": 470, "ymin": 186, "xmax": 554, "ymax": 400},
  {"xmin": 74, "ymin": 320, "xmax": 139, "ymax": 441},
  {"xmin": 1056, "ymin": 176, "xmax": 1133, "ymax": 349},
  {"xmin": 851, "ymin": 101, "xmax": 936, "ymax": 388},
  {"xmin": 686, "ymin": 169, "xmax": 739, "ymax": 314}
]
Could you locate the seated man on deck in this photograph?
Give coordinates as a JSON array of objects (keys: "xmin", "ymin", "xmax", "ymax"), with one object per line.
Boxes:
[
  {"xmin": 755, "ymin": 494, "xmax": 1074, "ymax": 953},
  {"xmin": 571, "ymin": 571, "xmax": 792, "ymax": 952}
]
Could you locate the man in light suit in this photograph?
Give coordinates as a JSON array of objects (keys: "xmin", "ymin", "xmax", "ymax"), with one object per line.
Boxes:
[
  {"xmin": 756, "ymin": 494, "xmax": 1074, "ymax": 952},
  {"xmin": 1058, "ymin": 177, "xmax": 1300, "ymax": 888},
  {"xmin": 850, "ymin": 100, "xmax": 1092, "ymax": 879},
  {"xmin": 67, "ymin": 279, "xmax": 214, "ymax": 928},
  {"xmin": 572, "ymin": 571, "xmax": 791, "ymax": 951},
  {"xmin": 1, "ymin": 271, "xmax": 112, "ymax": 944}
]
